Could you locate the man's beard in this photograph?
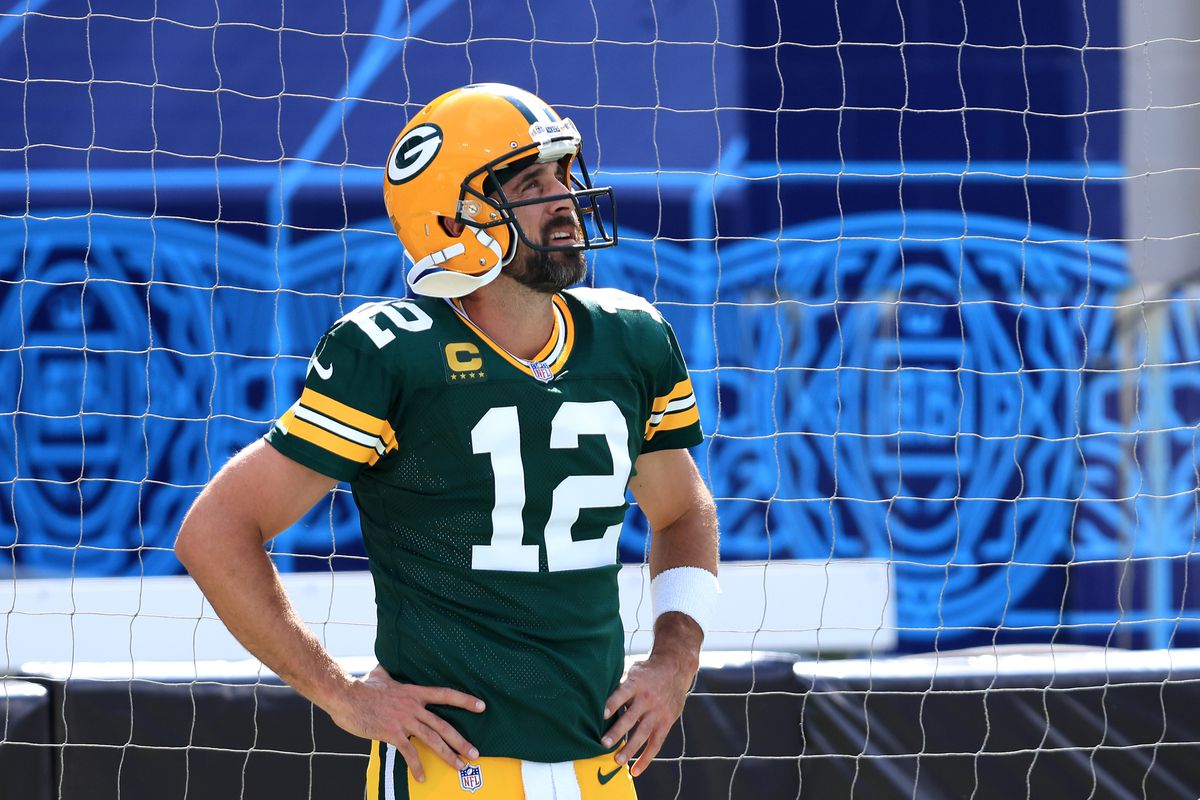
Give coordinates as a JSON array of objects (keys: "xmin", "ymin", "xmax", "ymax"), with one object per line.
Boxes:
[{"xmin": 507, "ymin": 217, "xmax": 587, "ymax": 294}]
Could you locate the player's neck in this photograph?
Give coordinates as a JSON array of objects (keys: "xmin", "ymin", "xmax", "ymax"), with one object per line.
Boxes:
[{"xmin": 458, "ymin": 276, "xmax": 557, "ymax": 361}]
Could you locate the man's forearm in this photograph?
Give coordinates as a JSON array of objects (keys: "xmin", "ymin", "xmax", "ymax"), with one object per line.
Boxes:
[
  {"xmin": 176, "ymin": 516, "xmax": 351, "ymax": 714},
  {"xmin": 649, "ymin": 611, "xmax": 703, "ymax": 673},
  {"xmin": 603, "ymin": 501, "xmax": 717, "ymax": 774},
  {"xmin": 647, "ymin": 500, "xmax": 719, "ymax": 664},
  {"xmin": 648, "ymin": 500, "xmax": 719, "ymax": 578}
]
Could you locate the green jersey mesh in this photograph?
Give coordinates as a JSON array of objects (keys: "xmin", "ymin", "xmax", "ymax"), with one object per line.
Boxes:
[{"xmin": 265, "ymin": 288, "xmax": 702, "ymax": 761}]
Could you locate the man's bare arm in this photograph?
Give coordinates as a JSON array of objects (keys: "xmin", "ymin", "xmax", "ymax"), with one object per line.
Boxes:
[
  {"xmin": 602, "ymin": 447, "xmax": 719, "ymax": 776},
  {"xmin": 175, "ymin": 440, "xmax": 345, "ymax": 705},
  {"xmin": 174, "ymin": 440, "xmax": 483, "ymax": 782}
]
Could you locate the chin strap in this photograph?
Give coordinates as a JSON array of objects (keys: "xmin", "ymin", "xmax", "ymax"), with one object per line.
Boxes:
[
  {"xmin": 471, "ymin": 223, "xmax": 516, "ymax": 268},
  {"xmin": 406, "ymin": 222, "xmax": 517, "ymax": 298},
  {"xmin": 407, "ymin": 242, "xmax": 467, "ymax": 284}
]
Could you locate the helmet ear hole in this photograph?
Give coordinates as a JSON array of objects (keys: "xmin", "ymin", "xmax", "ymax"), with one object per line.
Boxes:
[{"xmin": 440, "ymin": 216, "xmax": 466, "ymax": 237}]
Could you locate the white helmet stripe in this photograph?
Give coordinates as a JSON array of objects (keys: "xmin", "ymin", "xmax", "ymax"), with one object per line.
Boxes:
[
  {"xmin": 466, "ymin": 82, "xmax": 556, "ymax": 124},
  {"xmin": 506, "ymin": 86, "xmax": 556, "ymax": 124}
]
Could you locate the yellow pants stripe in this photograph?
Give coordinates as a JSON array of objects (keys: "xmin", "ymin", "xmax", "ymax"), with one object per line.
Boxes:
[{"xmin": 366, "ymin": 740, "xmax": 381, "ymax": 800}]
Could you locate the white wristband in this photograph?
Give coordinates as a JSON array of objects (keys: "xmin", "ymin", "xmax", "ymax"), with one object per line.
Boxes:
[{"xmin": 651, "ymin": 566, "xmax": 720, "ymax": 638}]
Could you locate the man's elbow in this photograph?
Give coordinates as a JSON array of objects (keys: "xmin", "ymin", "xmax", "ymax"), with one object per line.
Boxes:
[
  {"xmin": 175, "ymin": 496, "xmax": 269, "ymax": 575},
  {"xmin": 174, "ymin": 498, "xmax": 232, "ymax": 573},
  {"xmin": 174, "ymin": 507, "xmax": 207, "ymax": 573}
]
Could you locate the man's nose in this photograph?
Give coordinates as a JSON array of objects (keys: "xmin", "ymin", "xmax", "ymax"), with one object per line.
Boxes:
[{"xmin": 546, "ymin": 179, "xmax": 573, "ymax": 216}]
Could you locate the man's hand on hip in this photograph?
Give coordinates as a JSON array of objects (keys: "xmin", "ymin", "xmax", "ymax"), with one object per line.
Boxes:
[
  {"xmin": 329, "ymin": 664, "xmax": 485, "ymax": 783},
  {"xmin": 600, "ymin": 612, "xmax": 702, "ymax": 778}
]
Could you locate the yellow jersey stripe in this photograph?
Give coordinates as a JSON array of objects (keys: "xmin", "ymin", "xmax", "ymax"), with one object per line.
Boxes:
[
  {"xmin": 294, "ymin": 405, "xmax": 385, "ymax": 450},
  {"xmin": 645, "ymin": 404, "xmax": 701, "ymax": 439},
  {"xmin": 549, "ymin": 294, "xmax": 575, "ymax": 371},
  {"xmin": 279, "ymin": 409, "xmax": 377, "ymax": 464},
  {"xmin": 300, "ymin": 388, "xmax": 396, "ymax": 444},
  {"xmin": 540, "ymin": 301, "xmax": 567, "ymax": 366},
  {"xmin": 380, "ymin": 422, "xmax": 397, "ymax": 451},
  {"xmin": 650, "ymin": 378, "xmax": 695, "ymax": 413},
  {"xmin": 531, "ymin": 302, "xmax": 561, "ymax": 363}
]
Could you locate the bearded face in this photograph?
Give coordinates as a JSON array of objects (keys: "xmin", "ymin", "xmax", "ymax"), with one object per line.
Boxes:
[{"xmin": 506, "ymin": 213, "xmax": 587, "ymax": 294}]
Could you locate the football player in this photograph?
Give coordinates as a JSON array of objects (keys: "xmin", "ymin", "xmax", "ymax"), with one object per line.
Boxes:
[{"xmin": 176, "ymin": 83, "xmax": 720, "ymax": 800}]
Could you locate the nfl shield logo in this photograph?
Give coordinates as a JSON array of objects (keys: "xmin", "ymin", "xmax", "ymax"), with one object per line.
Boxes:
[
  {"xmin": 530, "ymin": 361, "xmax": 554, "ymax": 383},
  {"xmin": 459, "ymin": 764, "xmax": 483, "ymax": 793}
]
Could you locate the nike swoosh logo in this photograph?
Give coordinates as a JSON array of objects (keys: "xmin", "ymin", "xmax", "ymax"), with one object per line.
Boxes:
[
  {"xmin": 597, "ymin": 765, "xmax": 622, "ymax": 785},
  {"xmin": 311, "ymin": 357, "xmax": 333, "ymax": 381}
]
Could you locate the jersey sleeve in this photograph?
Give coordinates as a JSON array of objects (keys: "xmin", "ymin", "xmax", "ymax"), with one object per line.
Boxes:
[
  {"xmin": 264, "ymin": 327, "xmax": 399, "ymax": 482},
  {"xmin": 642, "ymin": 320, "xmax": 704, "ymax": 453}
]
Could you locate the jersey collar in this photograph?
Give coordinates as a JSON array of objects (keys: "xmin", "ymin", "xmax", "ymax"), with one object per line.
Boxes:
[{"xmin": 446, "ymin": 293, "xmax": 575, "ymax": 382}]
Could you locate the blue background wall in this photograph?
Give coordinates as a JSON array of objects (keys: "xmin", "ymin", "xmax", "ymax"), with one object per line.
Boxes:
[{"xmin": 4, "ymin": 0, "xmax": 1197, "ymax": 650}]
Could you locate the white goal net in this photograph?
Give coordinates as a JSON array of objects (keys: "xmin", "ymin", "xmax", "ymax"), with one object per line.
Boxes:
[{"xmin": 3, "ymin": 0, "xmax": 1200, "ymax": 797}]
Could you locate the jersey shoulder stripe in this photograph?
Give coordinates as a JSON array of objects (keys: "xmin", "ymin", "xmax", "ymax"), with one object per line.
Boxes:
[
  {"xmin": 277, "ymin": 407, "xmax": 376, "ymax": 464},
  {"xmin": 645, "ymin": 378, "xmax": 700, "ymax": 440},
  {"xmin": 300, "ymin": 387, "xmax": 397, "ymax": 446},
  {"xmin": 275, "ymin": 387, "xmax": 398, "ymax": 466}
]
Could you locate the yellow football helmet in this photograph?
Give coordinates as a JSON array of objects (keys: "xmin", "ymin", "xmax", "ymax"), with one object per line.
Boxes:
[{"xmin": 382, "ymin": 83, "xmax": 617, "ymax": 298}]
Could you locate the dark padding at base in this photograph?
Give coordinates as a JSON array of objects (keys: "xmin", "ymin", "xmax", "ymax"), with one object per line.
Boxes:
[
  {"xmin": 37, "ymin": 672, "xmax": 367, "ymax": 800},
  {"xmin": 634, "ymin": 653, "xmax": 804, "ymax": 799},
  {"xmin": 1, "ymin": 680, "xmax": 53, "ymax": 800},
  {"xmin": 19, "ymin": 649, "xmax": 1200, "ymax": 799}
]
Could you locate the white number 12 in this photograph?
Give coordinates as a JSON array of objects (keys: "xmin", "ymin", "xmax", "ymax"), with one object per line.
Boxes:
[{"xmin": 470, "ymin": 401, "xmax": 630, "ymax": 572}]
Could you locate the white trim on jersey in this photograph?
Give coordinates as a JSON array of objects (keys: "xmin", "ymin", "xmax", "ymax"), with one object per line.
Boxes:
[
  {"xmin": 293, "ymin": 402, "xmax": 387, "ymax": 456},
  {"xmin": 444, "ymin": 297, "xmax": 568, "ymax": 372},
  {"xmin": 647, "ymin": 393, "xmax": 697, "ymax": 425},
  {"xmin": 542, "ymin": 302, "xmax": 568, "ymax": 366}
]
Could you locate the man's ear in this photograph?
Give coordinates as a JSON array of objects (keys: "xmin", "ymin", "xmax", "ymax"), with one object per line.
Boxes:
[{"xmin": 439, "ymin": 216, "xmax": 466, "ymax": 237}]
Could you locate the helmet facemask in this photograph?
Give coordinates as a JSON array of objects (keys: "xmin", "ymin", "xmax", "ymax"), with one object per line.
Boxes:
[{"xmin": 456, "ymin": 118, "xmax": 617, "ymax": 266}]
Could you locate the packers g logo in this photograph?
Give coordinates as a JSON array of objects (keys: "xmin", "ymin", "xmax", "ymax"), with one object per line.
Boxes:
[{"xmin": 387, "ymin": 123, "xmax": 443, "ymax": 185}]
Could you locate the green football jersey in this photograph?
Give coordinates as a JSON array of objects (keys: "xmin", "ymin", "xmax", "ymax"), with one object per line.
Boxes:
[{"xmin": 264, "ymin": 287, "xmax": 702, "ymax": 763}]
